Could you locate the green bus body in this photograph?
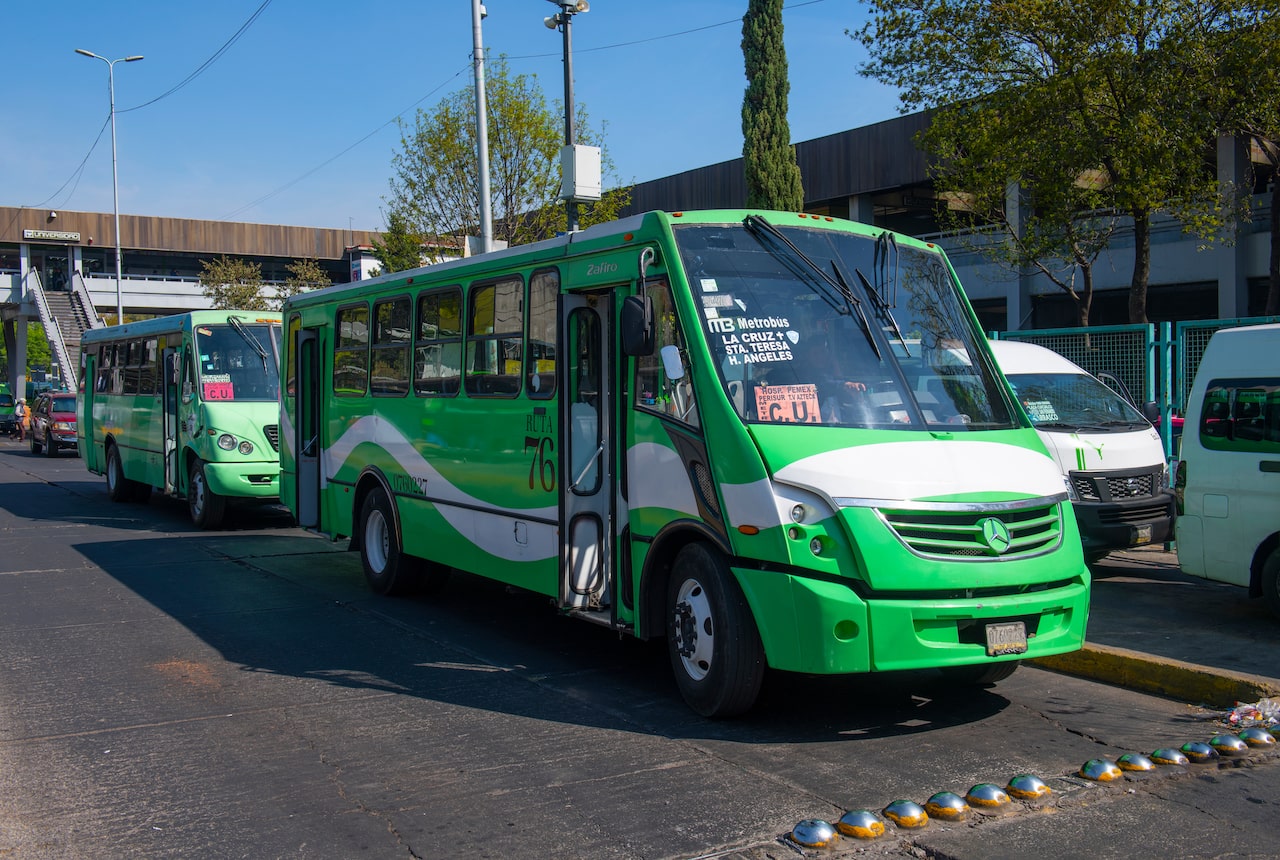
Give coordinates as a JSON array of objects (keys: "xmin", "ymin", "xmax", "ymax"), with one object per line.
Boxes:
[
  {"xmin": 280, "ymin": 210, "xmax": 1090, "ymax": 716},
  {"xmin": 78, "ymin": 310, "xmax": 283, "ymax": 528}
]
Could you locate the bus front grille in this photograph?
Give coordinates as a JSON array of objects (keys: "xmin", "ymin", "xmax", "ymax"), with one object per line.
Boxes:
[
  {"xmin": 264, "ymin": 424, "xmax": 280, "ymax": 452},
  {"xmin": 878, "ymin": 502, "xmax": 1064, "ymax": 560}
]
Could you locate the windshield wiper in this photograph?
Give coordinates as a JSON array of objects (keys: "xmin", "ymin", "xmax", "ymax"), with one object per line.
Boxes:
[
  {"xmin": 854, "ymin": 267, "xmax": 910, "ymax": 357},
  {"xmin": 742, "ymin": 214, "xmax": 881, "ymax": 358},
  {"xmin": 227, "ymin": 314, "xmax": 269, "ymax": 368}
]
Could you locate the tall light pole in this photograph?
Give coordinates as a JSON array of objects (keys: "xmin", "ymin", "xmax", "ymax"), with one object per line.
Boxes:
[
  {"xmin": 472, "ymin": 0, "xmax": 493, "ymax": 254},
  {"xmin": 544, "ymin": 1, "xmax": 590, "ymax": 233},
  {"xmin": 76, "ymin": 48, "xmax": 143, "ymax": 325}
]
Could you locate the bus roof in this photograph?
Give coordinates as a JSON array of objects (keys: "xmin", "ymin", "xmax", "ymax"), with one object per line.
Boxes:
[{"xmin": 81, "ymin": 309, "xmax": 282, "ymax": 345}]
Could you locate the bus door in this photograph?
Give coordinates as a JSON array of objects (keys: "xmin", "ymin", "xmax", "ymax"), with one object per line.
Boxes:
[
  {"xmin": 162, "ymin": 348, "xmax": 181, "ymax": 495},
  {"xmin": 80, "ymin": 351, "xmax": 100, "ymax": 473},
  {"xmin": 294, "ymin": 328, "xmax": 321, "ymax": 529},
  {"xmin": 561, "ymin": 292, "xmax": 613, "ymax": 611}
]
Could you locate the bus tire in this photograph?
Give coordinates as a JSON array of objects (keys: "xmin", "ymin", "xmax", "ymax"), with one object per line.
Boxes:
[
  {"xmin": 188, "ymin": 460, "xmax": 226, "ymax": 529},
  {"xmin": 105, "ymin": 444, "xmax": 133, "ymax": 502},
  {"xmin": 358, "ymin": 488, "xmax": 422, "ymax": 596},
  {"xmin": 1262, "ymin": 548, "xmax": 1280, "ymax": 619},
  {"xmin": 666, "ymin": 543, "xmax": 765, "ymax": 718},
  {"xmin": 939, "ymin": 660, "xmax": 1020, "ymax": 687}
]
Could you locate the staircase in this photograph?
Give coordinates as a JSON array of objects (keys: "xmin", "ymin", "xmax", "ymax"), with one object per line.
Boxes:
[{"xmin": 27, "ymin": 271, "xmax": 104, "ymax": 389}]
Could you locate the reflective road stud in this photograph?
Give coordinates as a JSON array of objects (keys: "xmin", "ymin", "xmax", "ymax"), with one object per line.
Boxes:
[
  {"xmin": 1209, "ymin": 734, "xmax": 1249, "ymax": 756},
  {"xmin": 925, "ymin": 791, "xmax": 969, "ymax": 820},
  {"xmin": 1151, "ymin": 748, "xmax": 1190, "ymax": 765},
  {"xmin": 1079, "ymin": 759, "xmax": 1123, "ymax": 781},
  {"xmin": 836, "ymin": 809, "xmax": 886, "ymax": 840},
  {"xmin": 1239, "ymin": 727, "xmax": 1276, "ymax": 748},
  {"xmin": 1117, "ymin": 753, "xmax": 1156, "ymax": 772},
  {"xmin": 1007, "ymin": 774, "xmax": 1051, "ymax": 799},
  {"xmin": 883, "ymin": 799, "xmax": 929, "ymax": 829},
  {"xmin": 790, "ymin": 819, "xmax": 837, "ymax": 849},
  {"xmin": 965, "ymin": 783, "xmax": 1011, "ymax": 808},
  {"xmin": 1180, "ymin": 741, "xmax": 1219, "ymax": 763}
]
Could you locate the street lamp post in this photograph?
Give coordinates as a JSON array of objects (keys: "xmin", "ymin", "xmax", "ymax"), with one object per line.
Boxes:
[
  {"xmin": 76, "ymin": 48, "xmax": 143, "ymax": 325},
  {"xmin": 544, "ymin": 1, "xmax": 589, "ymax": 233}
]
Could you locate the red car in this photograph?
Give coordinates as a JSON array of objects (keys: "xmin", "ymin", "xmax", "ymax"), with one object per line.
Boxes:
[{"xmin": 30, "ymin": 392, "xmax": 78, "ymax": 457}]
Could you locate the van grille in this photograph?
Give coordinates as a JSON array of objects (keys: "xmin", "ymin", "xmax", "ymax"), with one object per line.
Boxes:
[
  {"xmin": 264, "ymin": 424, "xmax": 280, "ymax": 452},
  {"xmin": 879, "ymin": 501, "xmax": 1063, "ymax": 560},
  {"xmin": 1071, "ymin": 469, "xmax": 1160, "ymax": 502}
]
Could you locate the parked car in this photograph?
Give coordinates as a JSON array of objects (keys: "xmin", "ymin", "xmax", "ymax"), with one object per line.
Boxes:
[
  {"xmin": 1175, "ymin": 323, "xmax": 1280, "ymax": 617},
  {"xmin": 0, "ymin": 392, "xmax": 15, "ymax": 436},
  {"xmin": 989, "ymin": 339, "xmax": 1175, "ymax": 564},
  {"xmin": 30, "ymin": 392, "xmax": 79, "ymax": 457}
]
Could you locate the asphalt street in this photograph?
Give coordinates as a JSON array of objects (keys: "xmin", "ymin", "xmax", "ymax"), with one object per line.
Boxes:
[{"xmin": 1, "ymin": 439, "xmax": 1277, "ymax": 859}]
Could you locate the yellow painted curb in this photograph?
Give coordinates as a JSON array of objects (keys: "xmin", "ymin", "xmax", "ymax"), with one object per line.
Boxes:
[{"xmin": 1033, "ymin": 643, "xmax": 1280, "ymax": 708}]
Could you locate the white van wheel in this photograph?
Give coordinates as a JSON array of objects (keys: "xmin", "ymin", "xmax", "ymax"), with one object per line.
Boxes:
[{"xmin": 1262, "ymin": 549, "xmax": 1280, "ymax": 619}]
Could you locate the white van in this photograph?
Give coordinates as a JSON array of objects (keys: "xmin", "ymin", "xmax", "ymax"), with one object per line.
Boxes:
[
  {"xmin": 1174, "ymin": 323, "xmax": 1280, "ymax": 616},
  {"xmin": 990, "ymin": 340, "xmax": 1175, "ymax": 563}
]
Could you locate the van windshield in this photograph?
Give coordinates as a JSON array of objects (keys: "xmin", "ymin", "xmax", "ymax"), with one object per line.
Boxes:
[
  {"xmin": 672, "ymin": 221, "xmax": 1016, "ymax": 431},
  {"xmin": 1005, "ymin": 371, "xmax": 1149, "ymax": 431}
]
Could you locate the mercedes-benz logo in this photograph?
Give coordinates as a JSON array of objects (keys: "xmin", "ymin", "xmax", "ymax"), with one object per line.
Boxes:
[{"xmin": 979, "ymin": 517, "xmax": 1012, "ymax": 555}]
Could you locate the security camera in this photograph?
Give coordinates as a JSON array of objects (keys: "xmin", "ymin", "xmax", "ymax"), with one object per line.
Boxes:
[{"xmin": 48, "ymin": 211, "xmax": 58, "ymax": 220}]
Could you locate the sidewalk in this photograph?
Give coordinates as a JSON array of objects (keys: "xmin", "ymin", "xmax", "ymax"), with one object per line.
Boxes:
[{"xmin": 1035, "ymin": 546, "xmax": 1280, "ymax": 707}]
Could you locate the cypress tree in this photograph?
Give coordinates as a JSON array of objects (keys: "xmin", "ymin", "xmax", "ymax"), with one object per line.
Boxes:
[{"xmin": 741, "ymin": 0, "xmax": 804, "ymax": 211}]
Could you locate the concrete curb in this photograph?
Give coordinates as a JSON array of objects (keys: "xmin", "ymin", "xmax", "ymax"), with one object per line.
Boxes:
[{"xmin": 1033, "ymin": 643, "xmax": 1280, "ymax": 709}]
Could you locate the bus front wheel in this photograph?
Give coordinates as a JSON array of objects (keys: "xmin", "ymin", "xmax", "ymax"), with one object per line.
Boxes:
[
  {"xmin": 938, "ymin": 661, "xmax": 1020, "ymax": 686},
  {"xmin": 358, "ymin": 488, "xmax": 423, "ymax": 596},
  {"xmin": 188, "ymin": 460, "xmax": 226, "ymax": 529},
  {"xmin": 666, "ymin": 543, "xmax": 765, "ymax": 718}
]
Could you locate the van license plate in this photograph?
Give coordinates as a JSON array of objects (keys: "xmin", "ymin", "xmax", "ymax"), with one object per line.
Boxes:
[
  {"xmin": 985, "ymin": 621, "xmax": 1027, "ymax": 656},
  {"xmin": 1134, "ymin": 524, "xmax": 1152, "ymax": 545}
]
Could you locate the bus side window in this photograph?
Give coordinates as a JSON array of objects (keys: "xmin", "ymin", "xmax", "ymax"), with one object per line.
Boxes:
[
  {"xmin": 334, "ymin": 303, "xmax": 370, "ymax": 397},
  {"xmin": 526, "ymin": 269, "xmax": 558, "ymax": 400},
  {"xmin": 466, "ymin": 276, "xmax": 523, "ymax": 397},
  {"xmin": 634, "ymin": 280, "xmax": 699, "ymax": 427}
]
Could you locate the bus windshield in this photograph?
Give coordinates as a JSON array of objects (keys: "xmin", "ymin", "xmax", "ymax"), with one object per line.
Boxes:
[
  {"xmin": 1005, "ymin": 371, "xmax": 1150, "ymax": 431},
  {"xmin": 672, "ymin": 220, "xmax": 1016, "ymax": 431},
  {"xmin": 193, "ymin": 320, "xmax": 282, "ymax": 402}
]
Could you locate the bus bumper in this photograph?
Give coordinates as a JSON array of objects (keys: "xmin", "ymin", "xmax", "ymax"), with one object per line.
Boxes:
[
  {"xmin": 203, "ymin": 461, "xmax": 280, "ymax": 499},
  {"xmin": 734, "ymin": 566, "xmax": 1090, "ymax": 675}
]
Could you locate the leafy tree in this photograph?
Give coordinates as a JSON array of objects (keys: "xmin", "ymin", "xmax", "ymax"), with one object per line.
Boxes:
[
  {"xmin": 0, "ymin": 323, "xmax": 52, "ymax": 378},
  {"xmin": 278, "ymin": 258, "xmax": 332, "ymax": 307},
  {"xmin": 386, "ymin": 56, "xmax": 630, "ymax": 249},
  {"xmin": 200, "ymin": 255, "xmax": 269, "ymax": 311},
  {"xmin": 854, "ymin": 0, "xmax": 1243, "ymax": 324},
  {"xmin": 742, "ymin": 0, "xmax": 804, "ymax": 211},
  {"xmin": 370, "ymin": 209, "xmax": 425, "ymax": 275}
]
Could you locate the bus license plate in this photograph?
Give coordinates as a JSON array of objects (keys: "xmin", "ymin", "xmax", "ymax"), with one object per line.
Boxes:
[
  {"xmin": 1134, "ymin": 524, "xmax": 1152, "ymax": 545},
  {"xmin": 985, "ymin": 621, "xmax": 1027, "ymax": 656}
]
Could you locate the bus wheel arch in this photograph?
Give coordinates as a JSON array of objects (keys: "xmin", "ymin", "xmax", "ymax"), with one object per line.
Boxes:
[
  {"xmin": 1249, "ymin": 532, "xmax": 1280, "ymax": 600},
  {"xmin": 353, "ymin": 472, "xmax": 424, "ymax": 597},
  {"xmin": 656, "ymin": 536, "xmax": 765, "ymax": 718},
  {"xmin": 1256, "ymin": 540, "xmax": 1280, "ymax": 618}
]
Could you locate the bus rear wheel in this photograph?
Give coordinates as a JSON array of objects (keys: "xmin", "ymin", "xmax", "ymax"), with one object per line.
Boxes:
[
  {"xmin": 359, "ymin": 488, "xmax": 424, "ymax": 596},
  {"xmin": 666, "ymin": 543, "xmax": 765, "ymax": 718},
  {"xmin": 188, "ymin": 460, "xmax": 226, "ymax": 529},
  {"xmin": 106, "ymin": 444, "xmax": 137, "ymax": 502}
]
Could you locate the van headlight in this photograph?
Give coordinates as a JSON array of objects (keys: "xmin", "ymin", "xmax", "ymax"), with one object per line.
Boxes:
[
  {"xmin": 1064, "ymin": 475, "xmax": 1078, "ymax": 501},
  {"xmin": 218, "ymin": 434, "xmax": 237, "ymax": 451}
]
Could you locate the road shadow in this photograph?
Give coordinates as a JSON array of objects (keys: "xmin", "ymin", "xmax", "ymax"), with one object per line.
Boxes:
[{"xmin": 71, "ymin": 532, "xmax": 1014, "ymax": 745}]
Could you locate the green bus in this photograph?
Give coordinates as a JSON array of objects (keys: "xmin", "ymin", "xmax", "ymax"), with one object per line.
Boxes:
[
  {"xmin": 78, "ymin": 310, "xmax": 284, "ymax": 528},
  {"xmin": 280, "ymin": 210, "xmax": 1090, "ymax": 716}
]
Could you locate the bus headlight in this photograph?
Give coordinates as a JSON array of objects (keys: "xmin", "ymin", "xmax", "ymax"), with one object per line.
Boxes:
[
  {"xmin": 1064, "ymin": 475, "xmax": 1078, "ymax": 501},
  {"xmin": 218, "ymin": 434, "xmax": 237, "ymax": 451},
  {"xmin": 238, "ymin": 440, "xmax": 254, "ymax": 455}
]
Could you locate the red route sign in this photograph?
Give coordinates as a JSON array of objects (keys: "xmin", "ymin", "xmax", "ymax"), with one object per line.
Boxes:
[{"xmin": 754, "ymin": 384, "xmax": 821, "ymax": 424}]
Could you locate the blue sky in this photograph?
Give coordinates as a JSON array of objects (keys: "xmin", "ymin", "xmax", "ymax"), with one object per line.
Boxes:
[{"xmin": 3, "ymin": 0, "xmax": 901, "ymax": 233}]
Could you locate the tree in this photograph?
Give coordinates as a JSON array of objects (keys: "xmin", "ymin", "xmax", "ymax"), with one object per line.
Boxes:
[
  {"xmin": 200, "ymin": 255, "xmax": 268, "ymax": 311},
  {"xmin": 278, "ymin": 258, "xmax": 332, "ymax": 307},
  {"xmin": 370, "ymin": 209, "xmax": 425, "ymax": 276},
  {"xmin": 742, "ymin": 0, "xmax": 804, "ymax": 211},
  {"xmin": 854, "ymin": 0, "xmax": 1241, "ymax": 324},
  {"xmin": 386, "ymin": 57, "xmax": 630, "ymax": 249}
]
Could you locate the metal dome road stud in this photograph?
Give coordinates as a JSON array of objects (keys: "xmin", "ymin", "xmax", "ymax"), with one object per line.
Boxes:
[
  {"xmin": 1079, "ymin": 759, "xmax": 1124, "ymax": 781},
  {"xmin": 1180, "ymin": 741, "xmax": 1219, "ymax": 763},
  {"xmin": 882, "ymin": 799, "xmax": 929, "ymax": 829},
  {"xmin": 1239, "ymin": 727, "xmax": 1276, "ymax": 747},
  {"xmin": 1151, "ymin": 748, "xmax": 1190, "ymax": 765},
  {"xmin": 789, "ymin": 819, "xmax": 838, "ymax": 849},
  {"xmin": 965, "ymin": 783, "xmax": 1011, "ymax": 808},
  {"xmin": 925, "ymin": 791, "xmax": 969, "ymax": 821},
  {"xmin": 1117, "ymin": 753, "xmax": 1156, "ymax": 772},
  {"xmin": 1209, "ymin": 734, "xmax": 1250, "ymax": 756},
  {"xmin": 1007, "ymin": 774, "xmax": 1052, "ymax": 799},
  {"xmin": 835, "ymin": 810, "xmax": 886, "ymax": 840}
]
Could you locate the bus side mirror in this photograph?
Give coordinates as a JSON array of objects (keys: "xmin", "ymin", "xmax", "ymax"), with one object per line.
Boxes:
[
  {"xmin": 621, "ymin": 295, "xmax": 654, "ymax": 356},
  {"xmin": 660, "ymin": 344, "xmax": 686, "ymax": 380},
  {"xmin": 1141, "ymin": 401, "xmax": 1160, "ymax": 423}
]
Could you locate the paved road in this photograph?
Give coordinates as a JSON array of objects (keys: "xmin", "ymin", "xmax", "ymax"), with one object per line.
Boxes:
[{"xmin": 1, "ymin": 440, "xmax": 1277, "ymax": 859}]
